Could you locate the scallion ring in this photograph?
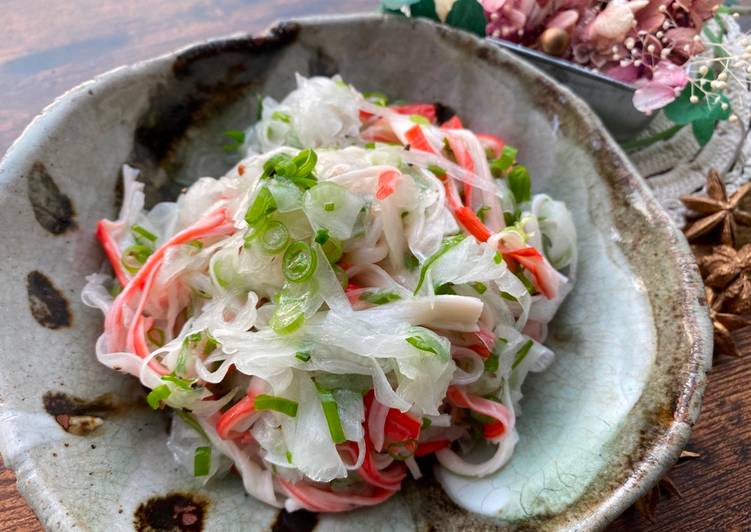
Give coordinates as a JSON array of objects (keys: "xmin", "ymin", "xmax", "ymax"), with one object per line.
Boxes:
[
  {"xmin": 259, "ymin": 221, "xmax": 289, "ymax": 254},
  {"xmin": 283, "ymin": 241, "xmax": 317, "ymax": 283}
]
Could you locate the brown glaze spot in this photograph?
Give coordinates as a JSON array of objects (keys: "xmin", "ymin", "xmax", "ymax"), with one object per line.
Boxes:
[
  {"xmin": 43, "ymin": 391, "xmax": 143, "ymax": 435},
  {"xmin": 134, "ymin": 493, "xmax": 208, "ymax": 532},
  {"xmin": 26, "ymin": 161, "xmax": 77, "ymax": 234},
  {"xmin": 26, "ymin": 271, "xmax": 71, "ymax": 329},
  {"xmin": 270, "ymin": 509, "xmax": 318, "ymax": 532},
  {"xmin": 130, "ymin": 23, "xmax": 299, "ymax": 208}
]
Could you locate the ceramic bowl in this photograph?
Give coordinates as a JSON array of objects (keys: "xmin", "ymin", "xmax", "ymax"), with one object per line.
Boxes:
[{"xmin": 0, "ymin": 14, "xmax": 712, "ymax": 531}]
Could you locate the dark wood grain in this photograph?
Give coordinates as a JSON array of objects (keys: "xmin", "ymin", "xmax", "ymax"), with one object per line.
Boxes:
[{"xmin": 1, "ymin": 2, "xmax": 749, "ymax": 531}]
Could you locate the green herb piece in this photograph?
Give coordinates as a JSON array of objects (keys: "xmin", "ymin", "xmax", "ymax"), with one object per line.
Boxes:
[
  {"xmin": 515, "ymin": 270, "xmax": 536, "ymax": 294},
  {"xmin": 470, "ymin": 282, "xmax": 487, "ymax": 294},
  {"xmin": 314, "ymin": 229, "xmax": 330, "ymax": 244},
  {"xmin": 194, "ymin": 446, "xmax": 211, "ymax": 476},
  {"xmin": 500, "ymin": 291, "xmax": 517, "ymax": 301},
  {"xmin": 363, "ymin": 91, "xmax": 389, "ymax": 106},
  {"xmin": 295, "ymin": 351, "xmax": 311, "ymax": 362},
  {"xmin": 286, "ymin": 451, "xmax": 293, "ymax": 464},
  {"xmin": 283, "ymin": 241, "xmax": 318, "ymax": 283},
  {"xmin": 414, "ymin": 235, "xmax": 465, "ymax": 294},
  {"xmin": 245, "ymin": 187, "xmax": 277, "ymax": 226},
  {"xmin": 176, "ymin": 410, "xmax": 209, "ymax": 440},
  {"xmin": 427, "ymin": 164, "xmax": 447, "ymax": 178},
  {"xmin": 272, "ymin": 110, "xmax": 291, "ymax": 123},
  {"xmin": 409, "ymin": 114, "xmax": 431, "ymax": 125},
  {"xmin": 360, "ymin": 290, "xmax": 402, "ymax": 305},
  {"xmin": 316, "ymin": 384, "xmax": 346, "ymax": 444},
  {"xmin": 508, "ymin": 164, "xmax": 531, "ymax": 204},
  {"xmin": 323, "ymin": 201, "xmax": 336, "ymax": 212},
  {"xmin": 364, "ymin": 142, "xmax": 376, "ymax": 150},
  {"xmin": 490, "ymin": 145, "xmax": 518, "ymax": 176},
  {"xmin": 262, "ymin": 153, "xmax": 293, "ymax": 179},
  {"xmin": 132, "ymin": 224, "xmax": 157, "ymax": 243},
  {"xmin": 484, "ymin": 350, "xmax": 499, "ymax": 373},
  {"xmin": 321, "ymin": 237, "xmax": 343, "ymax": 264},
  {"xmin": 476, "ymin": 205, "xmax": 490, "ymax": 222},
  {"xmin": 162, "ymin": 374, "xmax": 195, "ymax": 391},
  {"xmin": 223, "ymin": 130, "xmax": 246, "ymax": 153},
  {"xmin": 121, "ymin": 244, "xmax": 152, "ymax": 273},
  {"xmin": 292, "ymin": 148, "xmax": 318, "ymax": 177},
  {"xmin": 259, "ymin": 220, "xmax": 290, "ymax": 254},
  {"xmin": 110, "ymin": 281, "xmax": 122, "ymax": 298},
  {"xmin": 254, "ymin": 394, "xmax": 299, "ymax": 417},
  {"xmin": 405, "ymin": 326, "xmax": 449, "ymax": 361},
  {"xmin": 435, "ymin": 283, "xmax": 456, "ymax": 295},
  {"xmin": 421, "ymin": 417, "xmax": 432, "ymax": 430},
  {"xmin": 255, "ymin": 94, "xmax": 264, "ymax": 120},
  {"xmin": 404, "ymin": 252, "xmax": 419, "ymax": 271},
  {"xmin": 512, "ymin": 339, "xmax": 534, "ymax": 369},
  {"xmin": 146, "ymin": 384, "xmax": 171, "ymax": 409},
  {"xmin": 493, "ymin": 251, "xmax": 503, "ymax": 264},
  {"xmin": 187, "ymin": 240, "xmax": 204, "ymax": 251}
]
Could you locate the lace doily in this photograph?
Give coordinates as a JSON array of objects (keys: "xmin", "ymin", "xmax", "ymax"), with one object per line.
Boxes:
[{"xmin": 627, "ymin": 16, "xmax": 751, "ymax": 226}]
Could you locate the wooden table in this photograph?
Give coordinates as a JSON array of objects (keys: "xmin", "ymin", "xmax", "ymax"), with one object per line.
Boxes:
[{"xmin": 2, "ymin": 2, "xmax": 749, "ymax": 530}]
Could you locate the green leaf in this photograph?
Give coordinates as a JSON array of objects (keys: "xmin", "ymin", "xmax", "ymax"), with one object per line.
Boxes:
[
  {"xmin": 664, "ymin": 77, "xmax": 731, "ymax": 126},
  {"xmin": 146, "ymin": 384, "xmax": 171, "ymax": 409},
  {"xmin": 360, "ymin": 290, "xmax": 402, "ymax": 305},
  {"xmin": 512, "ymin": 340, "xmax": 534, "ymax": 369},
  {"xmin": 194, "ymin": 446, "xmax": 211, "ymax": 476},
  {"xmin": 692, "ymin": 118, "xmax": 717, "ymax": 146},
  {"xmin": 507, "ymin": 165, "xmax": 531, "ymax": 204},
  {"xmin": 445, "ymin": 0, "xmax": 487, "ymax": 37},
  {"xmin": 411, "ymin": 0, "xmax": 439, "ymax": 21}
]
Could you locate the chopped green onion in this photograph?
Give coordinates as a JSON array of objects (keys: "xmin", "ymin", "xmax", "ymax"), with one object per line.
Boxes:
[
  {"xmin": 470, "ymin": 282, "xmax": 487, "ymax": 294},
  {"xmin": 360, "ymin": 291, "xmax": 401, "ymax": 305},
  {"xmin": 508, "ymin": 164, "xmax": 531, "ymax": 204},
  {"xmin": 484, "ymin": 350, "xmax": 499, "ymax": 373},
  {"xmin": 476, "ymin": 205, "xmax": 490, "ymax": 222},
  {"xmin": 254, "ymin": 394, "xmax": 299, "ymax": 417},
  {"xmin": 262, "ymin": 153, "xmax": 293, "ymax": 179},
  {"xmin": 409, "ymin": 114, "xmax": 431, "ymax": 125},
  {"xmin": 515, "ymin": 270, "xmax": 536, "ymax": 294},
  {"xmin": 512, "ymin": 340, "xmax": 534, "ymax": 369},
  {"xmin": 259, "ymin": 220, "xmax": 290, "ymax": 254},
  {"xmin": 194, "ymin": 446, "xmax": 211, "ymax": 477},
  {"xmin": 405, "ymin": 326, "xmax": 449, "ymax": 361},
  {"xmin": 292, "ymin": 148, "xmax": 317, "ymax": 178},
  {"xmin": 364, "ymin": 142, "xmax": 376, "ymax": 150},
  {"xmin": 176, "ymin": 411, "xmax": 209, "ymax": 440},
  {"xmin": 147, "ymin": 327, "xmax": 165, "ymax": 347},
  {"xmin": 323, "ymin": 201, "xmax": 336, "ymax": 212},
  {"xmin": 272, "ymin": 110, "xmax": 291, "ymax": 123},
  {"xmin": 421, "ymin": 417, "xmax": 432, "ymax": 430},
  {"xmin": 121, "ymin": 244, "xmax": 152, "ymax": 273},
  {"xmin": 316, "ymin": 384, "xmax": 346, "ymax": 444},
  {"xmin": 283, "ymin": 241, "xmax": 317, "ymax": 283},
  {"xmin": 162, "ymin": 374, "xmax": 195, "ymax": 391},
  {"xmin": 295, "ymin": 351, "xmax": 311, "ymax": 362},
  {"xmin": 404, "ymin": 252, "xmax": 419, "ymax": 271},
  {"xmin": 314, "ymin": 229, "xmax": 330, "ymax": 244},
  {"xmin": 286, "ymin": 451, "xmax": 293, "ymax": 464},
  {"xmin": 245, "ymin": 187, "xmax": 277, "ymax": 226},
  {"xmin": 414, "ymin": 235, "xmax": 465, "ymax": 294},
  {"xmin": 500, "ymin": 291, "xmax": 517, "ymax": 301},
  {"xmin": 490, "ymin": 145, "xmax": 518, "ymax": 176},
  {"xmin": 203, "ymin": 334, "xmax": 219, "ymax": 355},
  {"xmin": 363, "ymin": 91, "xmax": 388, "ymax": 106},
  {"xmin": 146, "ymin": 384, "xmax": 171, "ymax": 409},
  {"xmin": 494, "ymin": 251, "xmax": 503, "ymax": 264},
  {"xmin": 321, "ymin": 237, "xmax": 343, "ymax": 264},
  {"xmin": 110, "ymin": 281, "xmax": 122, "ymax": 298},
  {"xmin": 187, "ymin": 239, "xmax": 204, "ymax": 251},
  {"xmin": 224, "ymin": 130, "xmax": 245, "ymax": 143},
  {"xmin": 132, "ymin": 224, "xmax": 157, "ymax": 242},
  {"xmin": 435, "ymin": 283, "xmax": 456, "ymax": 295},
  {"xmin": 427, "ymin": 164, "xmax": 447, "ymax": 178},
  {"xmin": 270, "ymin": 312, "xmax": 305, "ymax": 335},
  {"xmin": 504, "ymin": 211, "xmax": 517, "ymax": 226}
]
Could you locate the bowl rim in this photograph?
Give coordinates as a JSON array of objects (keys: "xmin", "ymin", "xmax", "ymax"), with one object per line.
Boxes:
[{"xmin": 0, "ymin": 12, "xmax": 712, "ymax": 531}]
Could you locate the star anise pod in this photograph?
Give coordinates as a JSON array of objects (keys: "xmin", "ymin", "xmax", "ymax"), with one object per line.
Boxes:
[
  {"xmin": 681, "ymin": 169, "xmax": 751, "ymax": 246},
  {"xmin": 634, "ymin": 476, "xmax": 681, "ymax": 523},
  {"xmin": 699, "ymin": 245, "xmax": 751, "ymax": 314},
  {"xmin": 705, "ymin": 287, "xmax": 750, "ymax": 357}
]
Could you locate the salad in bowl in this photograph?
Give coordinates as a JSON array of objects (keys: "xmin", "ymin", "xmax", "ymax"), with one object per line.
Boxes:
[{"xmin": 83, "ymin": 74, "xmax": 576, "ymax": 513}]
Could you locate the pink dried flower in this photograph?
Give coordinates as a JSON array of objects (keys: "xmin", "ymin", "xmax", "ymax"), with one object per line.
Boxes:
[{"xmin": 633, "ymin": 61, "xmax": 689, "ymax": 112}]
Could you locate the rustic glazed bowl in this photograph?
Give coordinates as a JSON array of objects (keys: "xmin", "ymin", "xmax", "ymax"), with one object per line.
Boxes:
[{"xmin": 0, "ymin": 14, "xmax": 712, "ymax": 531}]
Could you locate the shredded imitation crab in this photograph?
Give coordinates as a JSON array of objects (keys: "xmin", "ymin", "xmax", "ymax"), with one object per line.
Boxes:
[{"xmin": 83, "ymin": 75, "xmax": 577, "ymax": 512}]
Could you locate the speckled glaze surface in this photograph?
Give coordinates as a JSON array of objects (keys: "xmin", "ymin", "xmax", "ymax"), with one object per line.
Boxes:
[{"xmin": 0, "ymin": 14, "xmax": 712, "ymax": 532}]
